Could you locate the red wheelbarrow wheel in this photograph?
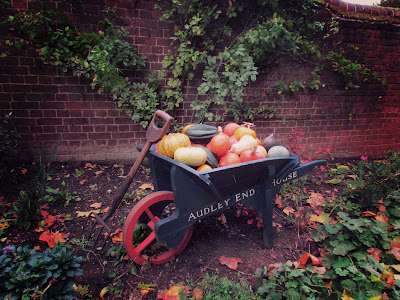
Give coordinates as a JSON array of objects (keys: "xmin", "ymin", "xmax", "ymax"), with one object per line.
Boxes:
[{"xmin": 123, "ymin": 191, "xmax": 193, "ymax": 265}]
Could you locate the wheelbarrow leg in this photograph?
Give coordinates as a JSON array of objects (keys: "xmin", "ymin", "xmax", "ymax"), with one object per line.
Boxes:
[{"xmin": 262, "ymin": 189, "xmax": 274, "ymax": 249}]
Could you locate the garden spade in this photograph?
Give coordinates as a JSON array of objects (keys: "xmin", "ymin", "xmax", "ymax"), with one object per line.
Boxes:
[{"xmin": 81, "ymin": 110, "xmax": 173, "ymax": 251}]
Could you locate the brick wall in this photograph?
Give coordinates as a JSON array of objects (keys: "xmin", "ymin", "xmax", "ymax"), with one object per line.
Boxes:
[{"xmin": 0, "ymin": 0, "xmax": 399, "ymax": 162}]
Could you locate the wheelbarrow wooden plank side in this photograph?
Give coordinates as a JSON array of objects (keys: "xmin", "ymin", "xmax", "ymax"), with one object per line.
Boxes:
[{"xmin": 145, "ymin": 146, "xmax": 326, "ymax": 250}]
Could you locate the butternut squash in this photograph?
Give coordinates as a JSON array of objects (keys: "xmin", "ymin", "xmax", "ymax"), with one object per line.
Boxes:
[
  {"xmin": 174, "ymin": 147, "xmax": 208, "ymax": 167},
  {"xmin": 228, "ymin": 135, "xmax": 258, "ymax": 155}
]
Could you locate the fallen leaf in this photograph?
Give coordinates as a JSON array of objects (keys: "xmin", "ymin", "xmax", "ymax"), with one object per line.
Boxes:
[
  {"xmin": 219, "ymin": 256, "xmax": 243, "ymax": 270},
  {"xmin": 162, "ymin": 285, "xmax": 189, "ymax": 300},
  {"xmin": 139, "ymin": 183, "xmax": 154, "ymax": 190},
  {"xmin": 74, "ymin": 284, "xmax": 90, "ymax": 296},
  {"xmin": 111, "ymin": 228, "xmax": 123, "ymax": 243},
  {"xmin": 102, "ymin": 207, "xmax": 109, "ymax": 213},
  {"xmin": 0, "ymin": 221, "xmax": 9, "ymax": 229},
  {"xmin": 283, "ymin": 206, "xmax": 295, "ymax": 215},
  {"xmin": 390, "ymin": 237, "xmax": 400, "ymax": 261},
  {"xmin": 90, "ymin": 202, "xmax": 102, "ymax": 209},
  {"xmin": 342, "ymin": 289, "xmax": 355, "ymax": 300},
  {"xmin": 85, "ymin": 163, "xmax": 97, "ymax": 169},
  {"xmin": 192, "ymin": 289, "xmax": 203, "ymax": 300},
  {"xmin": 76, "ymin": 209, "xmax": 101, "ymax": 218},
  {"xmin": 362, "ymin": 211, "xmax": 377, "ymax": 218},
  {"xmin": 138, "ymin": 284, "xmax": 156, "ymax": 296},
  {"xmin": 100, "ymin": 286, "xmax": 109, "ymax": 299},
  {"xmin": 218, "ymin": 213, "xmax": 227, "ymax": 225},
  {"xmin": 275, "ymin": 196, "xmax": 284, "ymax": 208},
  {"xmin": 95, "ymin": 170, "xmax": 103, "ymax": 176},
  {"xmin": 20, "ymin": 168, "xmax": 27, "ymax": 175},
  {"xmin": 312, "ymin": 266, "xmax": 327, "ymax": 275},
  {"xmin": 367, "ymin": 247, "xmax": 382, "ymax": 262},
  {"xmin": 39, "ymin": 230, "xmax": 67, "ymax": 248},
  {"xmin": 298, "ymin": 252, "xmax": 322, "ymax": 268},
  {"xmin": 73, "ymin": 169, "xmax": 85, "ymax": 177},
  {"xmin": 376, "ymin": 214, "xmax": 388, "ymax": 223},
  {"xmin": 307, "ymin": 192, "xmax": 325, "ymax": 208}
]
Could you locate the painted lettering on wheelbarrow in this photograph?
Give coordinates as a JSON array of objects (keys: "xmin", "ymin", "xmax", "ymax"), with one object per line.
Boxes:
[
  {"xmin": 272, "ymin": 171, "xmax": 297, "ymax": 187},
  {"xmin": 187, "ymin": 189, "xmax": 256, "ymax": 222}
]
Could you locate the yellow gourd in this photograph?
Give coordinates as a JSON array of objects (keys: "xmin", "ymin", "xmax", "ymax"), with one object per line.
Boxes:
[
  {"xmin": 232, "ymin": 127, "xmax": 256, "ymax": 140},
  {"xmin": 229, "ymin": 135, "xmax": 258, "ymax": 155},
  {"xmin": 174, "ymin": 147, "xmax": 208, "ymax": 167}
]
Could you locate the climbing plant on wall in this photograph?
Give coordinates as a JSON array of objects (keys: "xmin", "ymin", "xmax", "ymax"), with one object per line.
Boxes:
[
  {"xmin": 1, "ymin": 0, "xmax": 383, "ymax": 128},
  {"xmin": 157, "ymin": 0, "xmax": 382, "ymax": 123}
]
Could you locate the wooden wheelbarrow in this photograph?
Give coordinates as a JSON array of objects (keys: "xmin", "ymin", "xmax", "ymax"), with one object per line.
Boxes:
[{"xmin": 122, "ymin": 144, "xmax": 327, "ymax": 265}]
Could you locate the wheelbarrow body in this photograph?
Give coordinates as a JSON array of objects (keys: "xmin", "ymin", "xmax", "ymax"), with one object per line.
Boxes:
[{"xmin": 146, "ymin": 146, "xmax": 326, "ymax": 250}]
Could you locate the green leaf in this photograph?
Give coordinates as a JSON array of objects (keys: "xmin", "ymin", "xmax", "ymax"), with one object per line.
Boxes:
[
  {"xmin": 330, "ymin": 240, "xmax": 356, "ymax": 256},
  {"xmin": 325, "ymin": 178, "xmax": 342, "ymax": 185}
]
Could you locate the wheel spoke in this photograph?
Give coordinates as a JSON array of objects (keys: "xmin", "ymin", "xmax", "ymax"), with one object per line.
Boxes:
[
  {"xmin": 145, "ymin": 208, "xmax": 159, "ymax": 224},
  {"xmin": 134, "ymin": 231, "xmax": 156, "ymax": 254}
]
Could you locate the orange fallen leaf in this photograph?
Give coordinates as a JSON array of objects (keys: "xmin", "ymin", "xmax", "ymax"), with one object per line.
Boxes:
[
  {"xmin": 219, "ymin": 256, "xmax": 243, "ymax": 270},
  {"xmin": 283, "ymin": 206, "xmax": 295, "ymax": 215},
  {"xmin": 139, "ymin": 183, "xmax": 154, "ymax": 190},
  {"xmin": 192, "ymin": 289, "xmax": 203, "ymax": 300},
  {"xmin": 342, "ymin": 289, "xmax": 355, "ymax": 300},
  {"xmin": 312, "ymin": 266, "xmax": 326, "ymax": 275},
  {"xmin": 367, "ymin": 247, "xmax": 382, "ymax": 262},
  {"xmin": 95, "ymin": 170, "xmax": 103, "ymax": 176},
  {"xmin": 110, "ymin": 228, "xmax": 123, "ymax": 243},
  {"xmin": 375, "ymin": 214, "xmax": 388, "ymax": 223},
  {"xmin": 163, "ymin": 285, "xmax": 189, "ymax": 300},
  {"xmin": 362, "ymin": 211, "xmax": 376, "ymax": 218},
  {"xmin": 275, "ymin": 196, "xmax": 283, "ymax": 208},
  {"xmin": 20, "ymin": 168, "xmax": 28, "ymax": 175},
  {"xmin": 298, "ymin": 252, "xmax": 322, "ymax": 268},
  {"xmin": 390, "ymin": 237, "xmax": 400, "ymax": 261},
  {"xmin": 102, "ymin": 207, "xmax": 109, "ymax": 213},
  {"xmin": 90, "ymin": 202, "xmax": 102, "ymax": 209},
  {"xmin": 307, "ymin": 192, "xmax": 325, "ymax": 208},
  {"xmin": 39, "ymin": 230, "xmax": 67, "ymax": 248}
]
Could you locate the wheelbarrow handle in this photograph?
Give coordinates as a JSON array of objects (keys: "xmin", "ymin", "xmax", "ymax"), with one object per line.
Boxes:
[
  {"xmin": 146, "ymin": 110, "xmax": 174, "ymax": 143},
  {"xmin": 102, "ymin": 110, "xmax": 173, "ymax": 221}
]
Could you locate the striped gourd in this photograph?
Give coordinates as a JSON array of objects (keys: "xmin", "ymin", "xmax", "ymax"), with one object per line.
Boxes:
[{"xmin": 158, "ymin": 133, "xmax": 190, "ymax": 158}]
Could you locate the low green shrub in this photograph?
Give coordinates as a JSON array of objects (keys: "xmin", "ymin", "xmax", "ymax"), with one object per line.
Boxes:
[{"xmin": 0, "ymin": 244, "xmax": 83, "ymax": 300}]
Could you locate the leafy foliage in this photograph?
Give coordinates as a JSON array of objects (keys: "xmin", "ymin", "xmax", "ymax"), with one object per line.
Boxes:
[
  {"xmin": 0, "ymin": 112, "xmax": 20, "ymax": 182},
  {"xmin": 256, "ymin": 151, "xmax": 400, "ymax": 299},
  {"xmin": 2, "ymin": 1, "xmax": 383, "ymax": 127},
  {"xmin": 0, "ymin": 244, "xmax": 83, "ymax": 300}
]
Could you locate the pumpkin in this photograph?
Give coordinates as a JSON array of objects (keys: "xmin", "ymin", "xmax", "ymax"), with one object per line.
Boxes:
[
  {"xmin": 255, "ymin": 145, "xmax": 268, "ymax": 158},
  {"xmin": 218, "ymin": 153, "xmax": 241, "ymax": 167},
  {"xmin": 240, "ymin": 147, "xmax": 264, "ymax": 163},
  {"xmin": 223, "ymin": 122, "xmax": 241, "ymax": 136},
  {"xmin": 232, "ymin": 127, "xmax": 257, "ymax": 140},
  {"xmin": 210, "ymin": 127, "xmax": 230, "ymax": 157},
  {"xmin": 197, "ymin": 164, "xmax": 212, "ymax": 172},
  {"xmin": 182, "ymin": 124, "xmax": 194, "ymax": 134},
  {"xmin": 268, "ymin": 145, "xmax": 290, "ymax": 157},
  {"xmin": 158, "ymin": 133, "xmax": 191, "ymax": 158},
  {"xmin": 174, "ymin": 147, "xmax": 207, "ymax": 167}
]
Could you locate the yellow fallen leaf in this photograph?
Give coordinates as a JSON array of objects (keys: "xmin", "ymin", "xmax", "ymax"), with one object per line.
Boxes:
[
  {"xmin": 76, "ymin": 209, "xmax": 101, "ymax": 218},
  {"xmin": 309, "ymin": 214, "xmax": 326, "ymax": 224},
  {"xmin": 100, "ymin": 286, "xmax": 109, "ymax": 299},
  {"xmin": 283, "ymin": 206, "xmax": 295, "ymax": 215},
  {"xmin": 90, "ymin": 202, "xmax": 102, "ymax": 209},
  {"xmin": 139, "ymin": 183, "xmax": 154, "ymax": 190}
]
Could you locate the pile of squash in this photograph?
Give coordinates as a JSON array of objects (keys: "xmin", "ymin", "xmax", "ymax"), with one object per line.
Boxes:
[{"xmin": 155, "ymin": 122, "xmax": 290, "ymax": 172}]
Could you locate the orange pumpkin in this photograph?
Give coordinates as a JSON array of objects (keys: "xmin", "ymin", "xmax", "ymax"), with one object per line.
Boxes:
[
  {"xmin": 210, "ymin": 131, "xmax": 230, "ymax": 157},
  {"xmin": 218, "ymin": 153, "xmax": 241, "ymax": 167},
  {"xmin": 197, "ymin": 164, "xmax": 212, "ymax": 172},
  {"xmin": 223, "ymin": 122, "xmax": 241, "ymax": 136},
  {"xmin": 158, "ymin": 133, "xmax": 190, "ymax": 158}
]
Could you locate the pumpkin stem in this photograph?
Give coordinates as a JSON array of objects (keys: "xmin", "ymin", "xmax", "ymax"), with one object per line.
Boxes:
[{"xmin": 242, "ymin": 122, "xmax": 255, "ymax": 129}]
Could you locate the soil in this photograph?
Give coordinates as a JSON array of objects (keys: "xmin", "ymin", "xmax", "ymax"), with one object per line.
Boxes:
[{"xmin": 0, "ymin": 157, "xmax": 349, "ymax": 299}]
